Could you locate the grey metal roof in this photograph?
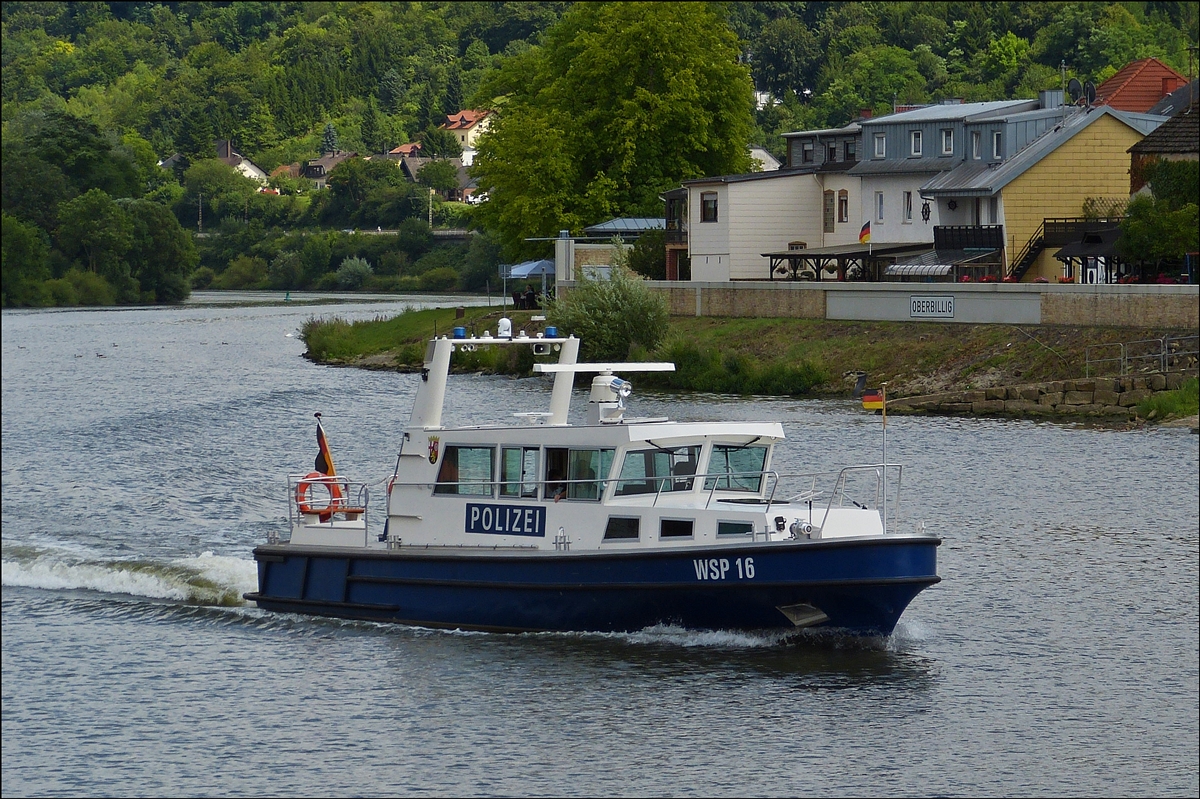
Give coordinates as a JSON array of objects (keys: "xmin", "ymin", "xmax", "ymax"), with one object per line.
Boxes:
[
  {"xmin": 858, "ymin": 100, "xmax": 1035, "ymax": 125},
  {"xmin": 582, "ymin": 218, "xmax": 665, "ymax": 235},
  {"xmin": 683, "ymin": 169, "xmax": 813, "ymax": 186},
  {"xmin": 782, "ymin": 123, "xmax": 861, "ymax": 138},
  {"xmin": 893, "ymin": 248, "xmax": 999, "ymax": 266},
  {"xmin": 846, "ymin": 158, "xmax": 952, "ymax": 176},
  {"xmin": 920, "ymin": 106, "xmax": 1166, "ymax": 197}
]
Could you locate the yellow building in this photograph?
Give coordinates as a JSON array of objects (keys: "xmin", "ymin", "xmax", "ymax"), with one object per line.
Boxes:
[{"xmin": 921, "ymin": 106, "xmax": 1164, "ymax": 282}]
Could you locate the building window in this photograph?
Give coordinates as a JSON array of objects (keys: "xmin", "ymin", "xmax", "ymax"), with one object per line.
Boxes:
[
  {"xmin": 875, "ymin": 191, "xmax": 885, "ymax": 222},
  {"xmin": 903, "ymin": 191, "xmax": 913, "ymax": 223},
  {"xmin": 838, "ymin": 190, "xmax": 849, "ymax": 223},
  {"xmin": 910, "ymin": 130, "xmax": 922, "ymax": 156},
  {"xmin": 941, "ymin": 129, "xmax": 953, "ymax": 155},
  {"xmin": 971, "ymin": 131, "xmax": 981, "ymax": 160},
  {"xmin": 874, "ymin": 133, "xmax": 886, "ymax": 158},
  {"xmin": 801, "ymin": 141, "xmax": 814, "ymax": 163},
  {"xmin": 827, "ymin": 143, "xmax": 837, "ymax": 162},
  {"xmin": 844, "ymin": 140, "xmax": 856, "ymax": 161},
  {"xmin": 993, "ymin": 131, "xmax": 1002, "ymax": 159},
  {"xmin": 823, "ymin": 190, "xmax": 835, "ymax": 233},
  {"xmin": 700, "ymin": 192, "xmax": 718, "ymax": 222},
  {"xmin": 989, "ymin": 196, "xmax": 999, "ymax": 223}
]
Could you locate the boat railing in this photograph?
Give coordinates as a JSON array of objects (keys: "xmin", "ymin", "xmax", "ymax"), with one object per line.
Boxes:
[{"xmin": 287, "ymin": 473, "xmax": 370, "ymax": 530}]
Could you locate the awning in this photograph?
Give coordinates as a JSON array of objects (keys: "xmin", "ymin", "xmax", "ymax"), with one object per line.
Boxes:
[
  {"xmin": 884, "ymin": 264, "xmax": 953, "ymax": 276},
  {"xmin": 505, "ymin": 259, "xmax": 554, "ymax": 279},
  {"xmin": 1055, "ymin": 228, "xmax": 1121, "ymax": 260}
]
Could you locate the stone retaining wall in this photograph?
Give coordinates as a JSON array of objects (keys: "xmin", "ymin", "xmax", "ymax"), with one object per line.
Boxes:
[{"xmin": 888, "ymin": 371, "xmax": 1194, "ymax": 419}]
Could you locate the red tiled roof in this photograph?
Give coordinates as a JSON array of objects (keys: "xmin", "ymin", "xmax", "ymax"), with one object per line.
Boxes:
[
  {"xmin": 1096, "ymin": 57, "xmax": 1188, "ymax": 113},
  {"xmin": 439, "ymin": 109, "xmax": 490, "ymax": 131},
  {"xmin": 389, "ymin": 142, "xmax": 422, "ymax": 155}
]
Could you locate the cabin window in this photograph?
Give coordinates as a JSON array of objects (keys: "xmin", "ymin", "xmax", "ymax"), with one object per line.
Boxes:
[
  {"xmin": 910, "ymin": 130, "xmax": 922, "ymax": 156},
  {"xmin": 500, "ymin": 447, "xmax": 539, "ymax": 498},
  {"xmin": 614, "ymin": 446, "xmax": 701, "ymax": 496},
  {"xmin": 604, "ymin": 517, "xmax": 640, "ymax": 541},
  {"xmin": 873, "ymin": 133, "xmax": 886, "ymax": 158},
  {"xmin": 545, "ymin": 447, "xmax": 613, "ymax": 501},
  {"xmin": 717, "ymin": 520, "xmax": 754, "ymax": 537},
  {"xmin": 660, "ymin": 519, "xmax": 694, "ymax": 539},
  {"xmin": 801, "ymin": 141, "xmax": 814, "ymax": 163},
  {"xmin": 941, "ymin": 128, "xmax": 953, "ymax": 155},
  {"xmin": 838, "ymin": 190, "xmax": 849, "ymax": 223},
  {"xmin": 434, "ymin": 445, "xmax": 494, "ymax": 496},
  {"xmin": 700, "ymin": 192, "xmax": 718, "ymax": 223},
  {"xmin": 704, "ymin": 445, "xmax": 768, "ymax": 492}
]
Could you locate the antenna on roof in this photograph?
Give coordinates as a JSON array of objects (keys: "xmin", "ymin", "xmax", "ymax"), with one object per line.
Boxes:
[{"xmin": 1084, "ymin": 81, "xmax": 1096, "ymax": 108}]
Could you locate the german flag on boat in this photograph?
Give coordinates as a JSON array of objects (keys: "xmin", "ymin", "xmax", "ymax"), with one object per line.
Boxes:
[{"xmin": 862, "ymin": 388, "xmax": 884, "ymax": 411}]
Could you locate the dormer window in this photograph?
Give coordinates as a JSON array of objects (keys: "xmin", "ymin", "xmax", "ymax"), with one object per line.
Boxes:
[
  {"xmin": 802, "ymin": 141, "xmax": 814, "ymax": 163},
  {"xmin": 941, "ymin": 129, "xmax": 953, "ymax": 155},
  {"xmin": 874, "ymin": 133, "xmax": 886, "ymax": 158},
  {"xmin": 844, "ymin": 140, "xmax": 856, "ymax": 161},
  {"xmin": 910, "ymin": 130, "xmax": 922, "ymax": 156},
  {"xmin": 992, "ymin": 131, "xmax": 1002, "ymax": 159},
  {"xmin": 827, "ymin": 143, "xmax": 837, "ymax": 162},
  {"xmin": 971, "ymin": 131, "xmax": 981, "ymax": 160}
]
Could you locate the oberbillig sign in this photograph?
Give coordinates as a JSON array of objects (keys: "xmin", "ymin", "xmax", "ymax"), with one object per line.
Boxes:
[{"xmin": 909, "ymin": 295, "xmax": 954, "ymax": 318}]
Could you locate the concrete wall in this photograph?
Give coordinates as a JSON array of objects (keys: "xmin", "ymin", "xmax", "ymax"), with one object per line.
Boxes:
[{"xmin": 634, "ymin": 280, "xmax": 1199, "ymax": 328}]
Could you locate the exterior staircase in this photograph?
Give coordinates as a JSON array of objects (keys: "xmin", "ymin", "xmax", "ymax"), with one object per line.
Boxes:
[{"xmin": 1007, "ymin": 222, "xmax": 1045, "ymax": 282}]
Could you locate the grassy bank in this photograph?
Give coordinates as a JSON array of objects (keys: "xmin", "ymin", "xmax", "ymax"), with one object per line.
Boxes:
[{"xmin": 301, "ymin": 305, "xmax": 1196, "ymax": 400}]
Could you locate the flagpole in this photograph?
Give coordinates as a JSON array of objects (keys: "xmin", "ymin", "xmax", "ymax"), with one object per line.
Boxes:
[{"xmin": 881, "ymin": 382, "xmax": 887, "ymax": 536}]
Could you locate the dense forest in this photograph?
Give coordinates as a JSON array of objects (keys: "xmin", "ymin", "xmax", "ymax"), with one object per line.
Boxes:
[{"xmin": 2, "ymin": 2, "xmax": 1196, "ymax": 306}]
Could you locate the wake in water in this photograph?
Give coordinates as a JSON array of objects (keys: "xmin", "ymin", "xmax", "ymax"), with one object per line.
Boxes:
[{"xmin": 1, "ymin": 544, "xmax": 257, "ymax": 606}]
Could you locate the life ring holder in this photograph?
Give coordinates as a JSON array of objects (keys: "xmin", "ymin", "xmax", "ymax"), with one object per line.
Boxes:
[{"xmin": 296, "ymin": 471, "xmax": 344, "ymax": 519}]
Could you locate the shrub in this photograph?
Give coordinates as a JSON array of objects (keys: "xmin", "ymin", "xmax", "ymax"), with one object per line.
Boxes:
[
  {"xmin": 545, "ymin": 244, "xmax": 669, "ymax": 362},
  {"xmin": 1137, "ymin": 377, "xmax": 1199, "ymax": 421},
  {"xmin": 419, "ymin": 266, "xmax": 459, "ymax": 291},
  {"xmin": 212, "ymin": 256, "xmax": 268, "ymax": 289},
  {"xmin": 191, "ymin": 266, "xmax": 216, "ymax": 289},
  {"xmin": 64, "ymin": 268, "xmax": 116, "ymax": 306},
  {"xmin": 42, "ymin": 278, "xmax": 78, "ymax": 306},
  {"xmin": 336, "ymin": 256, "xmax": 373, "ymax": 290}
]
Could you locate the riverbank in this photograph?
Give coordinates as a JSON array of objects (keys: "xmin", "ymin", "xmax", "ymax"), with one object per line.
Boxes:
[{"xmin": 301, "ymin": 305, "xmax": 1198, "ymax": 424}]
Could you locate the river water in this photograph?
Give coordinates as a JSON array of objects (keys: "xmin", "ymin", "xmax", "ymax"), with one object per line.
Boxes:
[{"xmin": 2, "ymin": 297, "xmax": 1197, "ymax": 797}]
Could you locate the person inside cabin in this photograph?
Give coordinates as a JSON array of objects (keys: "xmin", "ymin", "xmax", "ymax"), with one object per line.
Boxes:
[{"xmin": 545, "ymin": 448, "xmax": 568, "ymax": 502}]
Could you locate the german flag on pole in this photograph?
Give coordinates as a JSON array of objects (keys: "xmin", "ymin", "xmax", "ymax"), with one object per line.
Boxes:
[
  {"xmin": 859, "ymin": 221, "xmax": 871, "ymax": 244},
  {"xmin": 862, "ymin": 388, "xmax": 884, "ymax": 411},
  {"xmin": 314, "ymin": 413, "xmax": 336, "ymax": 475}
]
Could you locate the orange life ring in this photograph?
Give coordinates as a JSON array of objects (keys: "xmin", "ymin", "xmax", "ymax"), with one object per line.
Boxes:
[{"xmin": 296, "ymin": 471, "xmax": 344, "ymax": 517}]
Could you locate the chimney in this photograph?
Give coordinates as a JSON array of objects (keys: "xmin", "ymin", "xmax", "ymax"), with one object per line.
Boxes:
[
  {"xmin": 1039, "ymin": 89, "xmax": 1064, "ymax": 109},
  {"xmin": 859, "ymin": 108, "xmax": 873, "ymax": 119}
]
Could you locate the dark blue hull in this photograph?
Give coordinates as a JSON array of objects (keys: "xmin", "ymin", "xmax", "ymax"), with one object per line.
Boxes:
[{"xmin": 245, "ymin": 537, "xmax": 940, "ymax": 634}]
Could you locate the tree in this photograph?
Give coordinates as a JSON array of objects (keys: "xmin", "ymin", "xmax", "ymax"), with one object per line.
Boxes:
[
  {"xmin": 419, "ymin": 126, "xmax": 463, "ymax": 159},
  {"xmin": 360, "ymin": 97, "xmax": 384, "ymax": 154},
  {"xmin": 335, "ymin": 256, "xmax": 373, "ymax": 289},
  {"xmin": 56, "ymin": 189, "xmax": 133, "ymax": 277},
  {"xmin": 752, "ymin": 16, "xmax": 820, "ymax": 97},
  {"xmin": 321, "ymin": 122, "xmax": 339, "ymax": 154},
  {"xmin": 2, "ymin": 213, "xmax": 51, "ymax": 307},
  {"xmin": 122, "ymin": 199, "xmax": 197, "ymax": 303},
  {"xmin": 417, "ymin": 159, "xmax": 459, "ymax": 194},
  {"xmin": 472, "ymin": 1, "xmax": 754, "ymax": 259}
]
